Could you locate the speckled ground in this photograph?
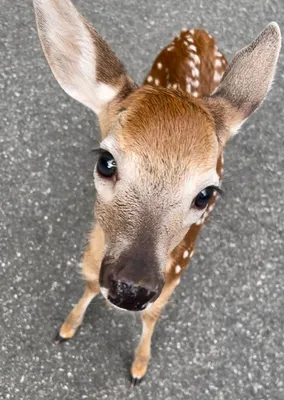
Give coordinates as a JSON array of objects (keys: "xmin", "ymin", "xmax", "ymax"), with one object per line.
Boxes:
[{"xmin": 1, "ymin": 0, "xmax": 284, "ymax": 399}]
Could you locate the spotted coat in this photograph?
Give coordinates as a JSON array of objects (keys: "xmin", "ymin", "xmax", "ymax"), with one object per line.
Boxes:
[{"xmin": 143, "ymin": 29, "xmax": 227, "ymax": 282}]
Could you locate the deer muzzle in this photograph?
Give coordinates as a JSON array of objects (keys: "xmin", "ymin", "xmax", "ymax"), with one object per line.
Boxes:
[{"xmin": 99, "ymin": 252, "xmax": 164, "ymax": 312}]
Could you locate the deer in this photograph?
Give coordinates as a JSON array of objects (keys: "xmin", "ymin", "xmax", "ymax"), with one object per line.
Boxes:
[{"xmin": 33, "ymin": 0, "xmax": 281, "ymax": 386}]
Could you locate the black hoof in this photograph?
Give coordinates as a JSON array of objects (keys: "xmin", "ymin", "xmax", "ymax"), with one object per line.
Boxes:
[
  {"xmin": 54, "ymin": 331, "xmax": 69, "ymax": 344},
  {"xmin": 130, "ymin": 376, "xmax": 144, "ymax": 387}
]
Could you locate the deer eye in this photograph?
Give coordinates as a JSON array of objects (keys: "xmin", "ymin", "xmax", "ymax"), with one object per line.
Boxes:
[
  {"xmin": 194, "ymin": 186, "xmax": 215, "ymax": 209},
  {"xmin": 96, "ymin": 151, "xmax": 117, "ymax": 178}
]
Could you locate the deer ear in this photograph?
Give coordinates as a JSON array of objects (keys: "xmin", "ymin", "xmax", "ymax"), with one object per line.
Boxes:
[
  {"xmin": 207, "ymin": 23, "xmax": 281, "ymax": 145},
  {"xmin": 33, "ymin": 0, "xmax": 136, "ymax": 115}
]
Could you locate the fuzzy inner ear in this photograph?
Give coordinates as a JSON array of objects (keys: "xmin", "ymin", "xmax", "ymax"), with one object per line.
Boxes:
[
  {"xmin": 207, "ymin": 22, "xmax": 281, "ymax": 144},
  {"xmin": 33, "ymin": 0, "xmax": 136, "ymax": 114}
]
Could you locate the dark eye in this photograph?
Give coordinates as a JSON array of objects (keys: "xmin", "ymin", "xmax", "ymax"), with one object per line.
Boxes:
[
  {"xmin": 96, "ymin": 151, "xmax": 117, "ymax": 178},
  {"xmin": 194, "ymin": 186, "xmax": 215, "ymax": 209}
]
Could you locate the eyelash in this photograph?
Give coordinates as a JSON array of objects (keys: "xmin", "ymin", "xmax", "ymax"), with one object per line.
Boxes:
[
  {"xmin": 92, "ymin": 147, "xmax": 112, "ymax": 165},
  {"xmin": 91, "ymin": 146, "xmax": 104, "ymax": 158}
]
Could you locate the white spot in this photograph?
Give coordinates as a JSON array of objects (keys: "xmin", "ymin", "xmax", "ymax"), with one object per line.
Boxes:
[
  {"xmin": 215, "ymin": 59, "xmax": 222, "ymax": 68},
  {"xmin": 191, "ymin": 53, "xmax": 200, "ymax": 64},
  {"xmin": 157, "ymin": 62, "xmax": 163, "ymax": 70},
  {"xmin": 220, "ymin": 167, "xmax": 224, "ymax": 175},
  {"xmin": 189, "ymin": 29, "xmax": 195, "ymax": 35},
  {"xmin": 186, "ymin": 36, "xmax": 194, "ymax": 43},
  {"xmin": 221, "ymin": 154, "xmax": 224, "ymax": 165},
  {"xmin": 186, "ymin": 76, "xmax": 192, "ymax": 83},
  {"xmin": 175, "ymin": 265, "xmax": 182, "ymax": 274},
  {"xmin": 183, "ymin": 40, "xmax": 189, "ymax": 46},
  {"xmin": 194, "ymin": 68, "xmax": 200, "ymax": 78},
  {"xmin": 154, "ymin": 78, "xmax": 160, "ymax": 86},
  {"xmin": 214, "ymin": 70, "xmax": 223, "ymax": 82},
  {"xmin": 190, "ymin": 251, "xmax": 194, "ymax": 258},
  {"xmin": 186, "ymin": 83, "xmax": 191, "ymax": 93},
  {"xmin": 183, "ymin": 250, "xmax": 189, "ymax": 259},
  {"xmin": 176, "ymin": 278, "xmax": 181, "ymax": 285},
  {"xmin": 167, "ymin": 46, "xmax": 174, "ymax": 51},
  {"xmin": 173, "ymin": 83, "xmax": 178, "ymax": 89},
  {"xmin": 191, "ymin": 79, "xmax": 199, "ymax": 88},
  {"xmin": 213, "ymin": 191, "xmax": 217, "ymax": 197},
  {"xmin": 222, "ymin": 58, "xmax": 226, "ymax": 64},
  {"xmin": 215, "ymin": 51, "xmax": 223, "ymax": 58},
  {"xmin": 195, "ymin": 218, "xmax": 202, "ymax": 225},
  {"xmin": 189, "ymin": 44, "xmax": 197, "ymax": 52},
  {"xmin": 167, "ymin": 83, "xmax": 172, "ymax": 88},
  {"xmin": 181, "ymin": 28, "xmax": 188, "ymax": 32},
  {"xmin": 208, "ymin": 34, "xmax": 212, "ymax": 39},
  {"xmin": 188, "ymin": 60, "xmax": 195, "ymax": 69},
  {"xmin": 147, "ymin": 75, "xmax": 153, "ymax": 83},
  {"xmin": 192, "ymin": 91, "xmax": 198, "ymax": 97}
]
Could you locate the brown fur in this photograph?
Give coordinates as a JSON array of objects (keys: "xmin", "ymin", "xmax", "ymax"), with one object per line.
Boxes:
[
  {"xmin": 58, "ymin": 30, "xmax": 227, "ymax": 382},
  {"xmin": 33, "ymin": 0, "xmax": 281, "ymax": 384},
  {"xmin": 143, "ymin": 29, "xmax": 227, "ymax": 96},
  {"xmin": 118, "ymin": 86, "xmax": 218, "ymax": 173}
]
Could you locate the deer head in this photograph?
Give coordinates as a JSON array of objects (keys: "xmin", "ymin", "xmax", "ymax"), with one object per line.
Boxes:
[{"xmin": 33, "ymin": 0, "xmax": 281, "ymax": 311}]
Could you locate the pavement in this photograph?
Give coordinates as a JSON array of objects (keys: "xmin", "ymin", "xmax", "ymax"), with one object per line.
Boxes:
[{"xmin": 1, "ymin": 0, "xmax": 284, "ymax": 399}]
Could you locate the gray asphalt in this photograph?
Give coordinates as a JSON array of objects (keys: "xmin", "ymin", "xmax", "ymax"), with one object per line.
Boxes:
[{"xmin": 1, "ymin": 0, "xmax": 284, "ymax": 399}]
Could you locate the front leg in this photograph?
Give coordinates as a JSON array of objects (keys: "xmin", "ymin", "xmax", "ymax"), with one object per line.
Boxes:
[
  {"xmin": 55, "ymin": 278, "xmax": 100, "ymax": 343},
  {"xmin": 55, "ymin": 223, "xmax": 105, "ymax": 343},
  {"xmin": 131, "ymin": 273, "xmax": 180, "ymax": 385}
]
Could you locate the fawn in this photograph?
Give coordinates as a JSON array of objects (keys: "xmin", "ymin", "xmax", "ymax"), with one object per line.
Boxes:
[{"xmin": 33, "ymin": 0, "xmax": 281, "ymax": 385}]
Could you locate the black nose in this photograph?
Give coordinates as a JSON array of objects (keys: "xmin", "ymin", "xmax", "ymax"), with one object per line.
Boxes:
[{"xmin": 108, "ymin": 280, "xmax": 158, "ymax": 311}]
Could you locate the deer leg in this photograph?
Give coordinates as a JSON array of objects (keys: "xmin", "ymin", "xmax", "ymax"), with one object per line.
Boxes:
[
  {"xmin": 131, "ymin": 276, "xmax": 180, "ymax": 385},
  {"xmin": 55, "ymin": 224, "xmax": 105, "ymax": 343},
  {"xmin": 55, "ymin": 279, "xmax": 100, "ymax": 343}
]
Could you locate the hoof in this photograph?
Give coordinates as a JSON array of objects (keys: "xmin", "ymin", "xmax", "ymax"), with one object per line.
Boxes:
[
  {"xmin": 130, "ymin": 376, "xmax": 144, "ymax": 387},
  {"xmin": 54, "ymin": 331, "xmax": 70, "ymax": 344}
]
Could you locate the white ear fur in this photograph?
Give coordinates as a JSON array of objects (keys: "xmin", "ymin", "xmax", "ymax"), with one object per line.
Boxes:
[
  {"xmin": 33, "ymin": 0, "xmax": 134, "ymax": 114},
  {"xmin": 209, "ymin": 22, "xmax": 281, "ymax": 141}
]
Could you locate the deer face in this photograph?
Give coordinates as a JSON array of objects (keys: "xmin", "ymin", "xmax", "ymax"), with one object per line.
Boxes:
[
  {"xmin": 33, "ymin": 0, "xmax": 281, "ymax": 311},
  {"xmin": 96, "ymin": 87, "xmax": 221, "ymax": 309}
]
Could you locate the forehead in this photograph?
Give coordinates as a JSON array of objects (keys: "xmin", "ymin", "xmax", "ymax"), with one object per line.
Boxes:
[{"xmin": 115, "ymin": 86, "xmax": 219, "ymax": 177}]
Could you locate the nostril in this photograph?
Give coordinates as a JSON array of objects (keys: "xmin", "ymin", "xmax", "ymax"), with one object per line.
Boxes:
[{"xmin": 109, "ymin": 280, "xmax": 133, "ymax": 299}]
